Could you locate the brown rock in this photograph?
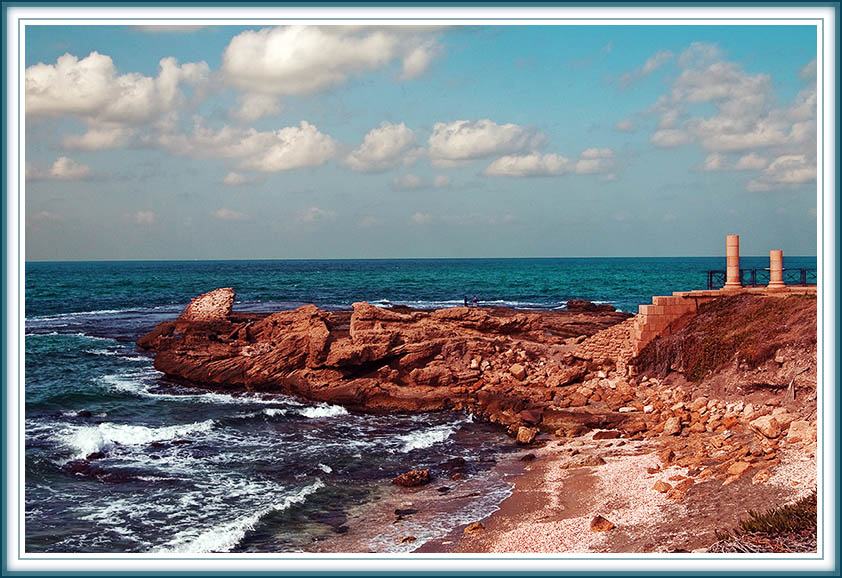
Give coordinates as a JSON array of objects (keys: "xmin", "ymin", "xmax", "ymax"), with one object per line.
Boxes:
[
  {"xmin": 464, "ymin": 522, "xmax": 484, "ymax": 534},
  {"xmin": 589, "ymin": 515, "xmax": 615, "ymax": 532},
  {"xmin": 751, "ymin": 469, "xmax": 771, "ymax": 485},
  {"xmin": 592, "ymin": 430, "xmax": 621, "ymax": 440},
  {"xmin": 652, "ymin": 480, "xmax": 672, "ymax": 493},
  {"xmin": 393, "ymin": 469, "xmax": 431, "ymax": 487},
  {"xmin": 397, "ymin": 536, "xmax": 417, "ymax": 544},
  {"xmin": 178, "ymin": 287, "xmax": 235, "ymax": 322},
  {"xmin": 520, "ymin": 408, "xmax": 543, "ymax": 426},
  {"xmin": 786, "ymin": 420, "xmax": 816, "ymax": 443},
  {"xmin": 663, "ymin": 417, "xmax": 681, "ymax": 436},
  {"xmin": 509, "ymin": 364, "xmax": 527, "ymax": 381},
  {"xmin": 516, "ymin": 426, "xmax": 539, "ymax": 445},
  {"xmin": 665, "ymin": 488, "xmax": 686, "ymax": 500},
  {"xmin": 750, "ymin": 416, "xmax": 781, "ymax": 439},
  {"xmin": 727, "ymin": 461, "xmax": 752, "ymax": 477}
]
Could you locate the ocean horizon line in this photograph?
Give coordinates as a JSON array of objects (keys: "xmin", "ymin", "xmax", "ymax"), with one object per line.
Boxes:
[{"xmin": 25, "ymin": 255, "xmax": 819, "ymax": 265}]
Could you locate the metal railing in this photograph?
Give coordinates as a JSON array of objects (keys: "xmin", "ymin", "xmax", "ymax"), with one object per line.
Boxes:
[{"xmin": 707, "ymin": 268, "xmax": 817, "ymax": 290}]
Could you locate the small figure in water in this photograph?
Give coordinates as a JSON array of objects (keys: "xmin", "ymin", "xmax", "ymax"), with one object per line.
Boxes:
[
  {"xmin": 464, "ymin": 296, "xmax": 469, "ymax": 307},
  {"xmin": 472, "ymin": 295, "xmax": 479, "ymax": 307}
]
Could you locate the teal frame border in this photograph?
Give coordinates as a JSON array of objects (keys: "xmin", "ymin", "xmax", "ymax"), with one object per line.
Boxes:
[{"xmin": 2, "ymin": 1, "xmax": 840, "ymax": 575}]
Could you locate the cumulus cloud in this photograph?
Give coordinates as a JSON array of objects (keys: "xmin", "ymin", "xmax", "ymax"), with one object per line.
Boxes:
[
  {"xmin": 643, "ymin": 44, "xmax": 817, "ymax": 190},
  {"xmin": 221, "ymin": 172, "xmax": 257, "ymax": 186},
  {"xmin": 392, "ymin": 173, "xmax": 424, "ymax": 190},
  {"xmin": 433, "ymin": 174, "xmax": 452, "ymax": 188},
  {"xmin": 157, "ymin": 120, "xmax": 337, "ymax": 172},
  {"xmin": 231, "ymin": 93, "xmax": 282, "ymax": 123},
  {"xmin": 62, "ymin": 125, "xmax": 134, "ymax": 151},
  {"xmin": 26, "ymin": 52, "xmax": 209, "ymax": 149},
  {"xmin": 345, "ymin": 121, "xmax": 416, "ymax": 172},
  {"xmin": 618, "ymin": 50, "xmax": 673, "ymax": 88},
  {"xmin": 428, "ymin": 119, "xmax": 543, "ymax": 166},
  {"xmin": 614, "ymin": 119, "xmax": 637, "ymax": 133},
  {"xmin": 211, "ymin": 208, "xmax": 248, "ymax": 220},
  {"xmin": 747, "ymin": 154, "xmax": 816, "ymax": 192},
  {"xmin": 295, "ymin": 206, "xmax": 336, "ymax": 224},
  {"xmin": 357, "ymin": 215, "xmax": 378, "ymax": 229},
  {"xmin": 734, "ymin": 152, "xmax": 768, "ymax": 171},
  {"xmin": 27, "ymin": 156, "xmax": 92, "ymax": 181},
  {"xmin": 222, "ymin": 26, "xmax": 441, "ymax": 98},
  {"xmin": 485, "ymin": 149, "xmax": 614, "ymax": 178},
  {"xmin": 410, "ymin": 212, "xmax": 516, "ymax": 226},
  {"xmin": 485, "ymin": 153, "xmax": 570, "ymax": 177}
]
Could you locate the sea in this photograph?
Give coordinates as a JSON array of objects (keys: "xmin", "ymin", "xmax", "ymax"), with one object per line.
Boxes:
[{"xmin": 23, "ymin": 256, "xmax": 817, "ymax": 553}]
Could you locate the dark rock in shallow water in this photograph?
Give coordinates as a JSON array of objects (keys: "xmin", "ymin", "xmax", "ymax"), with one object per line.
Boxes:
[
  {"xmin": 170, "ymin": 439, "xmax": 193, "ymax": 445},
  {"xmin": 333, "ymin": 525, "xmax": 349, "ymax": 534},
  {"xmin": 77, "ymin": 410, "xmax": 93, "ymax": 418},
  {"xmin": 86, "ymin": 452, "xmax": 106, "ymax": 460},
  {"xmin": 393, "ymin": 469, "xmax": 431, "ymax": 487},
  {"xmin": 520, "ymin": 453, "xmax": 537, "ymax": 462},
  {"xmin": 436, "ymin": 486, "xmax": 451, "ymax": 494},
  {"xmin": 440, "ymin": 457, "xmax": 466, "ymax": 470},
  {"xmin": 394, "ymin": 508, "xmax": 418, "ymax": 517}
]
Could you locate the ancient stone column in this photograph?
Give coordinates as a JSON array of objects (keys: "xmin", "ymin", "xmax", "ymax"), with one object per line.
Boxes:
[
  {"xmin": 768, "ymin": 249, "xmax": 785, "ymax": 289},
  {"xmin": 723, "ymin": 234, "xmax": 742, "ymax": 290}
]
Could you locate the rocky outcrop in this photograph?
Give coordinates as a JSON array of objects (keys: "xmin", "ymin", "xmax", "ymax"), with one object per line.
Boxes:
[{"xmin": 138, "ymin": 289, "xmax": 632, "ymax": 429}]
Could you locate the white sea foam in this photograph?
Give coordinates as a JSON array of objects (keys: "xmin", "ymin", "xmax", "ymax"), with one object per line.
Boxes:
[
  {"xmin": 25, "ymin": 331, "xmax": 115, "ymax": 342},
  {"xmin": 317, "ymin": 463, "xmax": 332, "ymax": 474},
  {"xmin": 396, "ymin": 424, "xmax": 458, "ymax": 453},
  {"xmin": 263, "ymin": 408, "xmax": 288, "ymax": 417},
  {"xmin": 297, "ymin": 403, "xmax": 349, "ymax": 419},
  {"xmin": 60, "ymin": 419, "xmax": 216, "ymax": 459},
  {"xmin": 159, "ymin": 479, "xmax": 325, "ymax": 553}
]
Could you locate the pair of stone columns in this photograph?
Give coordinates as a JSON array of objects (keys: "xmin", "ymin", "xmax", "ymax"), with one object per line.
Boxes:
[{"xmin": 724, "ymin": 235, "xmax": 784, "ymax": 290}]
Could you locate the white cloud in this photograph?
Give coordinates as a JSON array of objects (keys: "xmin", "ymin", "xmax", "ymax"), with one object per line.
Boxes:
[
  {"xmin": 211, "ymin": 208, "xmax": 248, "ymax": 221},
  {"xmin": 345, "ymin": 121, "xmax": 416, "ymax": 172},
  {"xmin": 800, "ymin": 59, "xmax": 817, "ymax": 81},
  {"xmin": 410, "ymin": 212, "xmax": 433, "ymax": 225},
  {"xmin": 734, "ymin": 152, "xmax": 768, "ymax": 171},
  {"xmin": 392, "ymin": 173, "xmax": 424, "ymax": 190},
  {"xmin": 295, "ymin": 206, "xmax": 336, "ymax": 224},
  {"xmin": 747, "ymin": 154, "xmax": 816, "ymax": 191},
  {"xmin": 614, "ymin": 119, "xmax": 637, "ymax": 133},
  {"xmin": 433, "ymin": 175, "xmax": 452, "ymax": 188},
  {"xmin": 134, "ymin": 211, "xmax": 156, "ymax": 225},
  {"xmin": 62, "ymin": 125, "xmax": 134, "ymax": 151},
  {"xmin": 701, "ymin": 152, "xmax": 727, "ymax": 171},
  {"xmin": 640, "ymin": 46, "xmax": 817, "ymax": 191},
  {"xmin": 677, "ymin": 42, "xmax": 723, "ymax": 67},
  {"xmin": 428, "ymin": 119, "xmax": 543, "ymax": 166},
  {"xmin": 650, "ymin": 128, "xmax": 693, "ymax": 148},
  {"xmin": 618, "ymin": 50, "xmax": 673, "ymax": 88},
  {"xmin": 158, "ymin": 120, "xmax": 337, "ymax": 172},
  {"xmin": 485, "ymin": 149, "xmax": 614, "ymax": 178},
  {"xmin": 26, "ymin": 52, "xmax": 209, "ymax": 152},
  {"xmin": 222, "ymin": 26, "xmax": 441, "ymax": 98},
  {"xmin": 26, "ymin": 52, "xmax": 209, "ymax": 143},
  {"xmin": 484, "ymin": 153, "xmax": 570, "ymax": 177},
  {"xmin": 27, "ymin": 156, "xmax": 92, "ymax": 181},
  {"xmin": 222, "ymin": 172, "xmax": 257, "ymax": 186},
  {"xmin": 231, "ymin": 93, "xmax": 282, "ymax": 123}
]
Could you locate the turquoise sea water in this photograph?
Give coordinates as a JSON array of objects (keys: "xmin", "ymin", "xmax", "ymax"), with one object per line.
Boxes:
[{"xmin": 23, "ymin": 257, "xmax": 817, "ymax": 553}]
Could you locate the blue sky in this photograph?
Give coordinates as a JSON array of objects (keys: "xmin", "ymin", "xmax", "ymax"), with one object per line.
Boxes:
[{"xmin": 24, "ymin": 24, "xmax": 818, "ymax": 260}]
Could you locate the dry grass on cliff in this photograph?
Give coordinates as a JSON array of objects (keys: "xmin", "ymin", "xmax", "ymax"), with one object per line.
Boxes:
[
  {"xmin": 635, "ymin": 294, "xmax": 816, "ymax": 382},
  {"xmin": 707, "ymin": 491, "xmax": 817, "ymax": 553}
]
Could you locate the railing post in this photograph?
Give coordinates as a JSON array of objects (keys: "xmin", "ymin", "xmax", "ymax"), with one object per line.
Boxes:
[
  {"xmin": 768, "ymin": 250, "xmax": 785, "ymax": 289},
  {"xmin": 724, "ymin": 235, "xmax": 742, "ymax": 290}
]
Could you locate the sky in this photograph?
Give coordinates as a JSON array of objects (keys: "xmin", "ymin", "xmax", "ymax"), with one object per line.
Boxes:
[{"xmin": 23, "ymin": 23, "xmax": 819, "ymax": 260}]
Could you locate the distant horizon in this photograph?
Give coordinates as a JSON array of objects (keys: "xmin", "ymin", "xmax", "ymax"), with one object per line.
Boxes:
[{"xmin": 25, "ymin": 254, "xmax": 819, "ymax": 264}]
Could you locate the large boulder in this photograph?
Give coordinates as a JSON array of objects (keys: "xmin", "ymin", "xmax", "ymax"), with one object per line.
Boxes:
[{"xmin": 178, "ymin": 288, "xmax": 235, "ymax": 323}]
